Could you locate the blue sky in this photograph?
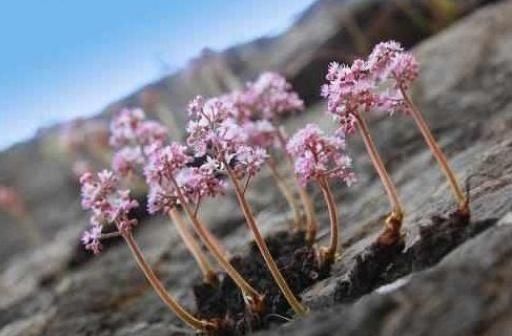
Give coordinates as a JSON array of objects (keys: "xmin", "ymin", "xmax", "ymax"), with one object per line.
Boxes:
[{"xmin": 0, "ymin": 0, "xmax": 316, "ymax": 150}]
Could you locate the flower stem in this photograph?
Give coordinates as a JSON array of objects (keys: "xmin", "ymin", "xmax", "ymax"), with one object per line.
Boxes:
[
  {"xmin": 276, "ymin": 129, "xmax": 318, "ymax": 243},
  {"xmin": 168, "ymin": 209, "xmax": 217, "ymax": 284},
  {"xmin": 399, "ymin": 86, "xmax": 468, "ymax": 215},
  {"xmin": 123, "ymin": 232, "xmax": 216, "ymax": 332},
  {"xmin": 317, "ymin": 177, "xmax": 339, "ymax": 264},
  {"xmin": 266, "ymin": 157, "xmax": 303, "ymax": 231},
  {"xmin": 224, "ymin": 163, "xmax": 309, "ymax": 316},
  {"xmin": 353, "ymin": 111, "xmax": 404, "ymax": 245},
  {"xmin": 169, "ymin": 177, "xmax": 264, "ymax": 310}
]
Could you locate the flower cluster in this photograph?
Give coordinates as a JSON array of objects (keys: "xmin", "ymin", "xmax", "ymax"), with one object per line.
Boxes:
[
  {"xmin": 322, "ymin": 41, "xmax": 420, "ymax": 132},
  {"xmin": 110, "ymin": 108, "xmax": 168, "ymax": 176},
  {"xmin": 80, "ymin": 170, "xmax": 139, "ymax": 253},
  {"xmin": 143, "ymin": 142, "xmax": 226, "ymax": 214},
  {"xmin": 186, "ymin": 96, "xmax": 268, "ymax": 179},
  {"xmin": 217, "ymin": 73, "xmax": 304, "ymax": 151},
  {"xmin": 175, "ymin": 166, "xmax": 226, "ymax": 204},
  {"xmin": 245, "ymin": 72, "xmax": 304, "ymax": 120},
  {"xmin": 287, "ymin": 124, "xmax": 356, "ymax": 186}
]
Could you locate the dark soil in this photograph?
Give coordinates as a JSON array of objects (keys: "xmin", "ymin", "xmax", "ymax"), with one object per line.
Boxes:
[
  {"xmin": 193, "ymin": 230, "xmax": 330, "ymax": 335},
  {"xmin": 334, "ymin": 210, "xmax": 497, "ymax": 303}
]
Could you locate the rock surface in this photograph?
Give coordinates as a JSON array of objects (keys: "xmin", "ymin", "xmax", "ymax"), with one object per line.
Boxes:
[{"xmin": 1, "ymin": 1, "xmax": 512, "ymax": 335}]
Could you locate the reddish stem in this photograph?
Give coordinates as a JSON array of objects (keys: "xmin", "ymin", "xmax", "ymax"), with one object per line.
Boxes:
[
  {"xmin": 168, "ymin": 208, "xmax": 217, "ymax": 284},
  {"xmin": 276, "ymin": 129, "xmax": 318, "ymax": 243},
  {"xmin": 317, "ymin": 176, "xmax": 339, "ymax": 264},
  {"xmin": 267, "ymin": 157, "xmax": 303, "ymax": 231},
  {"xmin": 399, "ymin": 86, "xmax": 468, "ymax": 215},
  {"xmin": 123, "ymin": 233, "xmax": 216, "ymax": 332},
  {"xmin": 224, "ymin": 162, "xmax": 309, "ymax": 316},
  {"xmin": 354, "ymin": 111, "xmax": 404, "ymax": 245}
]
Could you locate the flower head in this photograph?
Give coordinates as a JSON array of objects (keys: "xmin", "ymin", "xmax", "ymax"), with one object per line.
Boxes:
[
  {"xmin": 109, "ymin": 108, "xmax": 146, "ymax": 148},
  {"xmin": 242, "ymin": 120, "xmax": 277, "ymax": 149},
  {"xmin": 186, "ymin": 95, "xmax": 269, "ymax": 182},
  {"xmin": 228, "ymin": 145, "xmax": 268, "ymax": 179},
  {"xmin": 322, "ymin": 60, "xmax": 376, "ymax": 123},
  {"xmin": 287, "ymin": 124, "xmax": 356, "ymax": 186},
  {"xmin": 80, "ymin": 170, "xmax": 139, "ymax": 253},
  {"xmin": 144, "ymin": 143, "xmax": 192, "ymax": 185},
  {"xmin": 389, "ymin": 53, "xmax": 419, "ymax": 90},
  {"xmin": 112, "ymin": 147, "xmax": 144, "ymax": 177},
  {"xmin": 245, "ymin": 72, "xmax": 304, "ymax": 120},
  {"xmin": 146, "ymin": 183, "xmax": 178, "ymax": 215},
  {"xmin": 323, "ymin": 41, "xmax": 420, "ymax": 125},
  {"xmin": 366, "ymin": 40, "xmax": 403, "ymax": 80},
  {"xmin": 175, "ymin": 165, "xmax": 226, "ymax": 204},
  {"xmin": 81, "ymin": 225, "xmax": 103, "ymax": 254},
  {"xmin": 110, "ymin": 108, "xmax": 168, "ymax": 152}
]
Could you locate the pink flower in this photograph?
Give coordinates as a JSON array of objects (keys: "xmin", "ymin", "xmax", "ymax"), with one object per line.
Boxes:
[
  {"xmin": 229, "ymin": 145, "xmax": 268, "ymax": 178},
  {"xmin": 246, "ymin": 72, "xmax": 304, "ymax": 120},
  {"xmin": 175, "ymin": 165, "xmax": 226, "ymax": 204},
  {"xmin": 144, "ymin": 143, "xmax": 192, "ymax": 185},
  {"xmin": 81, "ymin": 225, "xmax": 102, "ymax": 254},
  {"xmin": 323, "ymin": 41, "xmax": 420, "ymax": 124},
  {"xmin": 110, "ymin": 108, "xmax": 168, "ymax": 152},
  {"xmin": 366, "ymin": 40, "xmax": 403, "ymax": 80},
  {"xmin": 186, "ymin": 95, "xmax": 269, "ymax": 181},
  {"xmin": 146, "ymin": 184, "xmax": 178, "ymax": 215},
  {"xmin": 136, "ymin": 120, "xmax": 168, "ymax": 148},
  {"xmin": 241, "ymin": 120, "xmax": 277, "ymax": 149},
  {"xmin": 112, "ymin": 147, "xmax": 144, "ymax": 177},
  {"xmin": 109, "ymin": 108, "xmax": 146, "ymax": 148},
  {"xmin": 186, "ymin": 97, "xmax": 247, "ymax": 158},
  {"xmin": 322, "ymin": 60, "xmax": 376, "ymax": 119},
  {"xmin": 221, "ymin": 90, "xmax": 254, "ymax": 122},
  {"xmin": 389, "ymin": 53, "xmax": 419, "ymax": 90},
  {"xmin": 187, "ymin": 96, "xmax": 205, "ymax": 118},
  {"xmin": 287, "ymin": 124, "xmax": 356, "ymax": 186},
  {"xmin": 80, "ymin": 170, "xmax": 139, "ymax": 250}
]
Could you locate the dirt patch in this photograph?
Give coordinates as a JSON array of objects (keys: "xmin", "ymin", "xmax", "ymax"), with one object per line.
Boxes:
[
  {"xmin": 193, "ymin": 231, "xmax": 330, "ymax": 335},
  {"xmin": 334, "ymin": 211, "xmax": 497, "ymax": 302}
]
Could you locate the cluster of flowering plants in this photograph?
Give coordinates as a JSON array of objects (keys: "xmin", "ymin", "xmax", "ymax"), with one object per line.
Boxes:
[
  {"xmin": 77, "ymin": 42, "xmax": 468, "ymax": 333},
  {"xmin": 287, "ymin": 124, "xmax": 355, "ymax": 263},
  {"xmin": 322, "ymin": 40, "xmax": 468, "ymax": 245},
  {"xmin": 222, "ymin": 73, "xmax": 318, "ymax": 242}
]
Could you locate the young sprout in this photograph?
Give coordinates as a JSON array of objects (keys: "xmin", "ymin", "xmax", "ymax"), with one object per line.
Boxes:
[
  {"xmin": 322, "ymin": 57, "xmax": 405, "ymax": 246},
  {"xmin": 145, "ymin": 142, "xmax": 264, "ymax": 311},
  {"xmin": 109, "ymin": 109, "xmax": 218, "ymax": 284},
  {"xmin": 287, "ymin": 124, "xmax": 356, "ymax": 264},
  {"xmin": 187, "ymin": 96, "xmax": 308, "ymax": 316},
  {"xmin": 0, "ymin": 185, "xmax": 42, "ymax": 245},
  {"xmin": 367, "ymin": 41, "xmax": 469, "ymax": 217},
  {"xmin": 79, "ymin": 170, "xmax": 217, "ymax": 332},
  {"xmin": 226, "ymin": 73, "xmax": 318, "ymax": 242}
]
